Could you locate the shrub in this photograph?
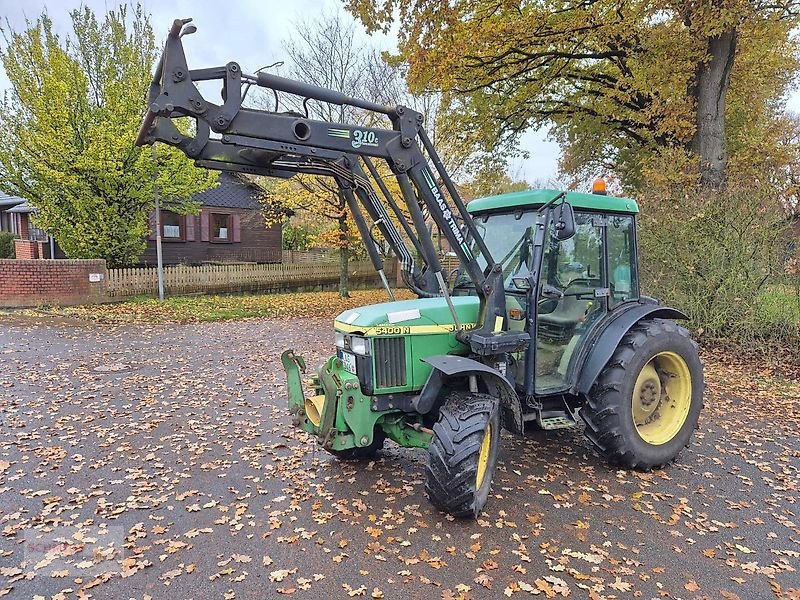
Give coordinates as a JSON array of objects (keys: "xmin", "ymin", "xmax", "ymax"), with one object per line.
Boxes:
[
  {"xmin": 638, "ymin": 183, "xmax": 799, "ymax": 348},
  {"xmin": 0, "ymin": 232, "xmax": 16, "ymax": 259}
]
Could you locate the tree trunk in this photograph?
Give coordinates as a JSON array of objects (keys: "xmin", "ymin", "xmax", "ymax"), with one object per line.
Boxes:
[
  {"xmin": 338, "ymin": 213, "xmax": 350, "ymax": 298},
  {"xmin": 691, "ymin": 29, "xmax": 738, "ymax": 192}
]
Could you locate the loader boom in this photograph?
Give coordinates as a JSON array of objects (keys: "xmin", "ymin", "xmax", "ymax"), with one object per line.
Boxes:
[{"xmin": 136, "ymin": 18, "xmax": 529, "ymax": 357}]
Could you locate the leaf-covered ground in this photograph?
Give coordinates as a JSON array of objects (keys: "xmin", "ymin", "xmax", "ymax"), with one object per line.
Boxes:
[
  {"xmin": 54, "ymin": 290, "xmax": 415, "ymax": 324},
  {"xmin": 0, "ymin": 313, "xmax": 798, "ymax": 600}
]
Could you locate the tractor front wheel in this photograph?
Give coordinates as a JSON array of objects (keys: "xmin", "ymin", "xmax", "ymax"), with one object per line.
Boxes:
[
  {"xmin": 582, "ymin": 318, "xmax": 703, "ymax": 470},
  {"xmin": 425, "ymin": 391, "xmax": 501, "ymax": 518}
]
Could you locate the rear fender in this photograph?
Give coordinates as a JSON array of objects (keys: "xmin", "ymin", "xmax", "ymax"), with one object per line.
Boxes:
[
  {"xmin": 575, "ymin": 304, "xmax": 689, "ymax": 395},
  {"xmin": 415, "ymin": 355, "xmax": 523, "ymax": 434}
]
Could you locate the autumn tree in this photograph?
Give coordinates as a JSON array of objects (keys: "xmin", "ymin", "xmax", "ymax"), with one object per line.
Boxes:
[
  {"xmin": 366, "ymin": 56, "xmax": 523, "ymax": 181},
  {"xmin": 346, "ymin": 0, "xmax": 799, "ymax": 192},
  {"xmin": 253, "ymin": 14, "xmax": 375, "ymax": 297},
  {"xmin": 775, "ymin": 112, "xmax": 800, "ymax": 220},
  {"xmin": 257, "ymin": 12, "xmax": 519, "ymax": 297},
  {"xmin": 460, "ymin": 173, "xmax": 532, "ymax": 201},
  {"xmin": 0, "ymin": 5, "xmax": 214, "ymax": 267}
]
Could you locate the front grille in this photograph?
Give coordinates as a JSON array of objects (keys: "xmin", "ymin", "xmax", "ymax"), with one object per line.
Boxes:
[{"xmin": 373, "ymin": 337, "xmax": 407, "ymax": 388}]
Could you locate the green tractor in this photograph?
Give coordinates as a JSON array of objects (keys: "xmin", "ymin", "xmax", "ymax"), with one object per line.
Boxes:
[
  {"xmin": 282, "ymin": 189, "xmax": 703, "ymax": 517},
  {"xmin": 137, "ymin": 18, "xmax": 704, "ymax": 518}
]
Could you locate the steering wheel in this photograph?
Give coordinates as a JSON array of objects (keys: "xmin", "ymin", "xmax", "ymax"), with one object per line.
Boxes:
[
  {"xmin": 447, "ymin": 267, "xmax": 460, "ymax": 286},
  {"xmin": 543, "ymin": 278, "xmax": 597, "ymax": 300}
]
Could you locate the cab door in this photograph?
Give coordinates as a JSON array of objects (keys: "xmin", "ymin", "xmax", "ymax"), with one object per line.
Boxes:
[{"xmin": 534, "ymin": 213, "xmax": 607, "ymax": 393}]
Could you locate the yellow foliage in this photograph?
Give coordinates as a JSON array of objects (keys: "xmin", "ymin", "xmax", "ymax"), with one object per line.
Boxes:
[
  {"xmin": 0, "ymin": 7, "xmax": 215, "ymax": 267},
  {"xmin": 346, "ymin": 0, "xmax": 799, "ymax": 191}
]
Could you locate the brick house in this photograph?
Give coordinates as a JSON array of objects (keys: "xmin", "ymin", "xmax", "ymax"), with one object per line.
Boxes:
[
  {"xmin": 0, "ymin": 195, "xmax": 62, "ymax": 259},
  {"xmin": 1, "ymin": 174, "xmax": 283, "ymax": 264},
  {"xmin": 0, "ymin": 192, "xmax": 24, "ymax": 235},
  {"xmin": 139, "ymin": 172, "xmax": 283, "ymax": 266}
]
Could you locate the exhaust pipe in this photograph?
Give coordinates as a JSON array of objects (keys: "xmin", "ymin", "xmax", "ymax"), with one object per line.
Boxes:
[{"xmin": 305, "ymin": 394, "xmax": 325, "ymax": 428}]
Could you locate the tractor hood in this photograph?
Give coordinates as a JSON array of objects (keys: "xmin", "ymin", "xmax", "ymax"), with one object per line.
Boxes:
[{"xmin": 334, "ymin": 296, "xmax": 480, "ymax": 336}]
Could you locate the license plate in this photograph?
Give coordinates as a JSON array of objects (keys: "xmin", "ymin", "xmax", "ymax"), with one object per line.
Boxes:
[{"xmin": 338, "ymin": 351, "xmax": 357, "ymax": 375}]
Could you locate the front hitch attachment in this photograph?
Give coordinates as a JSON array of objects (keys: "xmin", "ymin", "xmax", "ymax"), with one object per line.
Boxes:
[{"xmin": 281, "ymin": 350, "xmax": 307, "ymax": 425}]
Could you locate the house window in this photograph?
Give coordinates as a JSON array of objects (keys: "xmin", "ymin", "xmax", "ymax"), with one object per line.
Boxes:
[
  {"xmin": 211, "ymin": 213, "xmax": 232, "ymax": 242},
  {"xmin": 161, "ymin": 211, "xmax": 185, "ymax": 241}
]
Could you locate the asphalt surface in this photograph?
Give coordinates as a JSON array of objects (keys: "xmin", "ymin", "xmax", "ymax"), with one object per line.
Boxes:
[{"xmin": 0, "ymin": 315, "xmax": 797, "ymax": 600}]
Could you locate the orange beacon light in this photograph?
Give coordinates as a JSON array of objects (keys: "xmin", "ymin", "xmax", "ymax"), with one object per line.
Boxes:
[{"xmin": 592, "ymin": 177, "xmax": 607, "ymax": 195}]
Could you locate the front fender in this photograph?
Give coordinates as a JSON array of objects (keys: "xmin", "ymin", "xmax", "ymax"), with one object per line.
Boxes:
[
  {"xmin": 574, "ymin": 303, "xmax": 689, "ymax": 395},
  {"xmin": 415, "ymin": 355, "xmax": 523, "ymax": 434}
]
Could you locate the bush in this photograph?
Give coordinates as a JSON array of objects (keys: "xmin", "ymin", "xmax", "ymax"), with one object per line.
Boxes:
[
  {"xmin": 0, "ymin": 232, "xmax": 16, "ymax": 258},
  {"xmin": 638, "ymin": 183, "xmax": 800, "ymax": 349}
]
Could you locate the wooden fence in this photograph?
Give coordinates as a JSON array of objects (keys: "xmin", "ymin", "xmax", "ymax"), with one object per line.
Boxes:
[
  {"xmin": 282, "ymin": 249, "xmax": 338, "ymax": 263},
  {"xmin": 107, "ymin": 260, "xmax": 390, "ymax": 298}
]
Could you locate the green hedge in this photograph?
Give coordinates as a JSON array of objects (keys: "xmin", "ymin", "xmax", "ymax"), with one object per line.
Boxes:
[
  {"xmin": 0, "ymin": 232, "xmax": 16, "ymax": 259},
  {"xmin": 638, "ymin": 184, "xmax": 800, "ymax": 352}
]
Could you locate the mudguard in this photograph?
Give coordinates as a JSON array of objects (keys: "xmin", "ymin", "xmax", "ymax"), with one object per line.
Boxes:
[
  {"xmin": 415, "ymin": 355, "xmax": 524, "ymax": 434},
  {"xmin": 574, "ymin": 303, "xmax": 689, "ymax": 396}
]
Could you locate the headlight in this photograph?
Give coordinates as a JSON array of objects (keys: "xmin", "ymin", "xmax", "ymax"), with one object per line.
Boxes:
[
  {"xmin": 334, "ymin": 332, "xmax": 345, "ymax": 349},
  {"xmin": 349, "ymin": 336, "xmax": 369, "ymax": 356}
]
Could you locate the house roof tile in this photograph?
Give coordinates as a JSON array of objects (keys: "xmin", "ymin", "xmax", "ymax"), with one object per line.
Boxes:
[
  {"xmin": 191, "ymin": 172, "xmax": 262, "ymax": 210},
  {"xmin": 0, "ymin": 192, "xmax": 25, "ymax": 209}
]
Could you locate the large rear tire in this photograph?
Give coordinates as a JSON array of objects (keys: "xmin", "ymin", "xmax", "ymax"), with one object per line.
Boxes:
[
  {"xmin": 582, "ymin": 318, "xmax": 703, "ymax": 470},
  {"xmin": 425, "ymin": 391, "xmax": 501, "ymax": 518}
]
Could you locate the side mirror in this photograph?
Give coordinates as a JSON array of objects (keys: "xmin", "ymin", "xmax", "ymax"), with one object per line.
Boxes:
[{"xmin": 553, "ymin": 202, "xmax": 576, "ymax": 241}]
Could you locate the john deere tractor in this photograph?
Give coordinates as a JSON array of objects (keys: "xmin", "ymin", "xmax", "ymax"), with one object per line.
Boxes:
[{"xmin": 137, "ymin": 19, "xmax": 704, "ymax": 518}]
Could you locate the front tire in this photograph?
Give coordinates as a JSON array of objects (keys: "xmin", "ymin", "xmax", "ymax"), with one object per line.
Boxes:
[
  {"xmin": 425, "ymin": 392, "xmax": 501, "ymax": 518},
  {"xmin": 582, "ymin": 318, "xmax": 704, "ymax": 470}
]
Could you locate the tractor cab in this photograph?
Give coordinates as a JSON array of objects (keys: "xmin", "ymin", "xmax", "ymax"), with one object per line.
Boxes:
[{"xmin": 456, "ymin": 189, "xmax": 640, "ymax": 395}]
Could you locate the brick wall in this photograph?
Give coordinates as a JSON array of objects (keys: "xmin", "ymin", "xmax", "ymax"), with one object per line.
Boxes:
[
  {"xmin": 18, "ymin": 213, "xmax": 29, "ymax": 240},
  {"xmin": 14, "ymin": 240, "xmax": 38, "ymax": 259},
  {"xmin": 0, "ymin": 259, "xmax": 108, "ymax": 308}
]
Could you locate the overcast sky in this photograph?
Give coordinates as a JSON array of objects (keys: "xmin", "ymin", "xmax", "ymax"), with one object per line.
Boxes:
[
  {"xmin": 1, "ymin": 0, "xmax": 797, "ymax": 188},
  {"xmin": 0, "ymin": 0, "xmax": 560, "ymax": 185}
]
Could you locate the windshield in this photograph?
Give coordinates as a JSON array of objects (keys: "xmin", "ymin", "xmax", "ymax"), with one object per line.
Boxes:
[{"xmin": 454, "ymin": 211, "xmax": 534, "ymax": 290}]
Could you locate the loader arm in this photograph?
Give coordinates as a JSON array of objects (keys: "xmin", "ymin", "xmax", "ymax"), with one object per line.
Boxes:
[{"xmin": 136, "ymin": 18, "xmax": 529, "ymax": 357}]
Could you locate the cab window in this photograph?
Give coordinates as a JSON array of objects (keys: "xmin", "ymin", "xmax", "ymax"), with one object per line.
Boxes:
[{"xmin": 607, "ymin": 215, "xmax": 638, "ymax": 306}]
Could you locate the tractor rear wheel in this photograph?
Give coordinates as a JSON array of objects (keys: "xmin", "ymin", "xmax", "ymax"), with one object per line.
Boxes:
[
  {"xmin": 328, "ymin": 430, "xmax": 385, "ymax": 460},
  {"xmin": 425, "ymin": 391, "xmax": 501, "ymax": 518},
  {"xmin": 582, "ymin": 319, "xmax": 703, "ymax": 470}
]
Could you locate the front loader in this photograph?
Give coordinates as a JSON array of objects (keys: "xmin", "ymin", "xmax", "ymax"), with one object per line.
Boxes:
[{"xmin": 137, "ymin": 19, "xmax": 705, "ymax": 518}]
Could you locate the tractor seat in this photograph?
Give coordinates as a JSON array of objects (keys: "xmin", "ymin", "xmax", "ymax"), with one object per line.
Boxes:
[
  {"xmin": 537, "ymin": 281, "xmax": 599, "ymax": 343},
  {"xmin": 538, "ymin": 293, "xmax": 594, "ymax": 328}
]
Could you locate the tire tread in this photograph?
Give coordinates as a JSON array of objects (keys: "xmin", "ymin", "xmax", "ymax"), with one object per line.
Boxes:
[
  {"xmin": 425, "ymin": 392, "xmax": 499, "ymax": 518},
  {"xmin": 581, "ymin": 318, "xmax": 704, "ymax": 470}
]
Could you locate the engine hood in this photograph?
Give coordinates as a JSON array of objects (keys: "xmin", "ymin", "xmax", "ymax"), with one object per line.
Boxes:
[{"xmin": 334, "ymin": 296, "xmax": 480, "ymax": 336}]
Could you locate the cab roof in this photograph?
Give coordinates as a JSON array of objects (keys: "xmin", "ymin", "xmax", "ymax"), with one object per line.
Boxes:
[{"xmin": 466, "ymin": 188, "xmax": 639, "ymax": 215}]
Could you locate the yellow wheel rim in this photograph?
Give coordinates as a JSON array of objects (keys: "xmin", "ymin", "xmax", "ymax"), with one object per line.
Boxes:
[
  {"xmin": 476, "ymin": 424, "xmax": 492, "ymax": 488},
  {"xmin": 632, "ymin": 351, "xmax": 692, "ymax": 446},
  {"xmin": 304, "ymin": 394, "xmax": 325, "ymax": 428}
]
